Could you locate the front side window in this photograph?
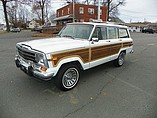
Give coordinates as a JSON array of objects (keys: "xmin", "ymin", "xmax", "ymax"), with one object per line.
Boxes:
[
  {"xmin": 92, "ymin": 27, "xmax": 102, "ymax": 40},
  {"xmin": 100, "ymin": 9, "xmax": 102, "ymax": 15},
  {"xmin": 119, "ymin": 28, "xmax": 129, "ymax": 38},
  {"xmin": 58, "ymin": 12, "xmax": 59, "ymax": 17},
  {"xmin": 107, "ymin": 27, "xmax": 118, "ymax": 39},
  {"xmin": 68, "ymin": 8, "xmax": 70, "ymax": 14},
  {"xmin": 59, "ymin": 24, "xmax": 94, "ymax": 40},
  {"xmin": 62, "ymin": 10, "xmax": 64, "ymax": 15},
  {"xmin": 92, "ymin": 26, "xmax": 107, "ymax": 40}
]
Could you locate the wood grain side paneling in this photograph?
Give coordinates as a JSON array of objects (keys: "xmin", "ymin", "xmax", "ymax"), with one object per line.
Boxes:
[
  {"xmin": 51, "ymin": 48, "xmax": 89, "ymax": 67},
  {"xmin": 50, "ymin": 41, "xmax": 133, "ymax": 67},
  {"xmin": 91, "ymin": 43, "xmax": 122, "ymax": 61}
]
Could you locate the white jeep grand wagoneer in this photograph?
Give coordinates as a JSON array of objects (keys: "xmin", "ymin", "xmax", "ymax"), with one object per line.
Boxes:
[{"xmin": 15, "ymin": 22, "xmax": 133, "ymax": 91}]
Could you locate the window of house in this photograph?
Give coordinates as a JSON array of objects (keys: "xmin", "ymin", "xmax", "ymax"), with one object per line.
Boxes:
[
  {"xmin": 100, "ymin": 9, "xmax": 102, "ymax": 15},
  {"xmin": 88, "ymin": 8, "xmax": 94, "ymax": 15},
  {"xmin": 58, "ymin": 12, "xmax": 59, "ymax": 17},
  {"xmin": 79, "ymin": 7, "xmax": 84, "ymax": 14},
  {"xmin": 68, "ymin": 8, "xmax": 70, "ymax": 14},
  {"xmin": 107, "ymin": 27, "xmax": 118, "ymax": 39},
  {"xmin": 119, "ymin": 28, "xmax": 129, "ymax": 38}
]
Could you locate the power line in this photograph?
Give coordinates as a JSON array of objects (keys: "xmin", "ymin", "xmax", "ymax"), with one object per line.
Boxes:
[
  {"xmin": 120, "ymin": 13, "xmax": 157, "ymax": 19},
  {"xmin": 120, "ymin": 8, "xmax": 157, "ymax": 16}
]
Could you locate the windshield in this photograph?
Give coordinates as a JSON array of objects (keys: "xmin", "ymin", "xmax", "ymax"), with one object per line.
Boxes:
[{"xmin": 58, "ymin": 24, "xmax": 94, "ymax": 40}]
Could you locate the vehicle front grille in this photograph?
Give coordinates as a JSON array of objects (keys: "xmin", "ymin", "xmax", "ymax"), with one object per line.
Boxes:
[{"xmin": 17, "ymin": 45, "xmax": 36, "ymax": 63}]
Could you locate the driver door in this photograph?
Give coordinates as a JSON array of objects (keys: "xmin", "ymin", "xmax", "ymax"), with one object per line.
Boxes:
[{"xmin": 90, "ymin": 26, "xmax": 111, "ymax": 68}]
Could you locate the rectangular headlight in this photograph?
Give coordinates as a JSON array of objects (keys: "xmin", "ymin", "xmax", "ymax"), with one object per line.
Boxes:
[{"xmin": 35, "ymin": 53, "xmax": 48, "ymax": 68}]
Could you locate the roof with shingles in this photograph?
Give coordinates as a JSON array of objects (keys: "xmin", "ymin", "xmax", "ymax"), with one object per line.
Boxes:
[{"xmin": 149, "ymin": 23, "xmax": 157, "ymax": 26}]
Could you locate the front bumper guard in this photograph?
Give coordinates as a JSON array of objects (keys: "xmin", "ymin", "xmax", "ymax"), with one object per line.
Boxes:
[{"xmin": 15, "ymin": 57, "xmax": 54, "ymax": 80}]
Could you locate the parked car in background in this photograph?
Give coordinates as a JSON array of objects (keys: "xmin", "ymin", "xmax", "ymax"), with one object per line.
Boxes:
[
  {"xmin": 142, "ymin": 28, "xmax": 155, "ymax": 34},
  {"xmin": 10, "ymin": 28, "xmax": 21, "ymax": 32},
  {"xmin": 31, "ymin": 26, "xmax": 43, "ymax": 33}
]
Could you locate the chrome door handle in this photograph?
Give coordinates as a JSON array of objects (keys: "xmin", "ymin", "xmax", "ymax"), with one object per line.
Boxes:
[{"xmin": 106, "ymin": 40, "xmax": 111, "ymax": 42}]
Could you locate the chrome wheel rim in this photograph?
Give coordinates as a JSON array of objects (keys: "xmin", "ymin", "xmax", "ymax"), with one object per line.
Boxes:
[
  {"xmin": 119, "ymin": 53, "xmax": 125, "ymax": 65},
  {"xmin": 62, "ymin": 68, "xmax": 79, "ymax": 89}
]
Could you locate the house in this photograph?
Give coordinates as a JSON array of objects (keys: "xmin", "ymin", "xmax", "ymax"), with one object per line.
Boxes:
[
  {"xmin": 53, "ymin": 3, "xmax": 108, "ymax": 26},
  {"xmin": 28, "ymin": 19, "xmax": 41, "ymax": 29},
  {"xmin": 148, "ymin": 23, "xmax": 157, "ymax": 31},
  {"xmin": 44, "ymin": 20, "xmax": 56, "ymax": 27},
  {"xmin": 125, "ymin": 22, "xmax": 149, "ymax": 32}
]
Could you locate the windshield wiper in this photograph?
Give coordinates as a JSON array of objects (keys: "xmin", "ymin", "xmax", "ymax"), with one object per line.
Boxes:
[{"xmin": 62, "ymin": 35, "xmax": 75, "ymax": 39}]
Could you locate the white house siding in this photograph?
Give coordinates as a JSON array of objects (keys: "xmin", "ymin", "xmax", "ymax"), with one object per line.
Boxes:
[{"xmin": 28, "ymin": 20, "xmax": 39, "ymax": 29}]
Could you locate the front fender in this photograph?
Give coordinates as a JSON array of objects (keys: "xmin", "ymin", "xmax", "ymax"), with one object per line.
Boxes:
[{"xmin": 50, "ymin": 56, "xmax": 89, "ymax": 76}]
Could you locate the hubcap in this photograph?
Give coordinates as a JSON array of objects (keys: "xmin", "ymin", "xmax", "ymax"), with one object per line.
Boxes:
[
  {"xmin": 62, "ymin": 68, "xmax": 79, "ymax": 89},
  {"xmin": 119, "ymin": 53, "xmax": 125, "ymax": 65}
]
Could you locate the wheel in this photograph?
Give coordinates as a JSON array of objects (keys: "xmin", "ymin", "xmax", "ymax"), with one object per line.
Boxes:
[
  {"xmin": 39, "ymin": 30, "xmax": 43, "ymax": 33},
  {"xmin": 55, "ymin": 64, "xmax": 80, "ymax": 91},
  {"xmin": 113, "ymin": 52, "xmax": 125, "ymax": 67}
]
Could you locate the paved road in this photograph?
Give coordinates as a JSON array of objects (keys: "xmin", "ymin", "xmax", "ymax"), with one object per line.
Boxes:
[{"xmin": 0, "ymin": 31, "xmax": 157, "ymax": 118}]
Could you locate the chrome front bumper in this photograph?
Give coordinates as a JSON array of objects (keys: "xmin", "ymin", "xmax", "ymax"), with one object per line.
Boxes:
[{"xmin": 15, "ymin": 56, "xmax": 54, "ymax": 80}]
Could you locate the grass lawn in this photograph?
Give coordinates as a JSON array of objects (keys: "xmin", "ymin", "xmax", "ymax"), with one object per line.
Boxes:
[
  {"xmin": 0, "ymin": 30, "xmax": 8, "ymax": 34},
  {"xmin": 32, "ymin": 33, "xmax": 56, "ymax": 37}
]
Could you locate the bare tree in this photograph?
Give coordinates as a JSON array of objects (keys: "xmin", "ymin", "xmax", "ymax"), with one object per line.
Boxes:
[
  {"xmin": 0, "ymin": 0, "xmax": 32, "ymax": 31},
  {"xmin": 80, "ymin": 0, "xmax": 96, "ymax": 5},
  {"xmin": 7, "ymin": 2, "xmax": 16, "ymax": 27},
  {"xmin": 105, "ymin": 0, "xmax": 126, "ymax": 20},
  {"xmin": 0, "ymin": 0, "xmax": 11, "ymax": 32},
  {"xmin": 64, "ymin": 0, "xmax": 80, "ymax": 4},
  {"xmin": 32, "ymin": 0, "xmax": 51, "ymax": 25},
  {"xmin": 17, "ymin": 5, "xmax": 31, "ymax": 28}
]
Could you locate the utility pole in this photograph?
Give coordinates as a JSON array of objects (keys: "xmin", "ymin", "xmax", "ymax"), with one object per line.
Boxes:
[
  {"xmin": 66, "ymin": 0, "xmax": 75, "ymax": 22},
  {"xmin": 98, "ymin": 0, "xmax": 100, "ymax": 20},
  {"xmin": 72, "ymin": 0, "xmax": 75, "ymax": 22}
]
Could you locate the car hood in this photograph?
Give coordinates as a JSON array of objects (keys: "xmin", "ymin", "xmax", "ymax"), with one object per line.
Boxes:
[{"xmin": 18, "ymin": 37, "xmax": 89, "ymax": 54}]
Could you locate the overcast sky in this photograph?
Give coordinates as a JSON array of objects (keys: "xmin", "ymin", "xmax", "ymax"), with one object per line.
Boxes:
[
  {"xmin": 119, "ymin": 0, "xmax": 157, "ymax": 22},
  {"xmin": 0, "ymin": 0, "xmax": 157, "ymax": 24}
]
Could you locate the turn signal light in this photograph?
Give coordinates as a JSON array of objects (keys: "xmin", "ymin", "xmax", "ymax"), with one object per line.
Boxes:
[
  {"xmin": 48, "ymin": 57, "xmax": 58, "ymax": 61},
  {"xmin": 40, "ymin": 67, "xmax": 47, "ymax": 71},
  {"xmin": 52, "ymin": 57, "xmax": 58, "ymax": 61}
]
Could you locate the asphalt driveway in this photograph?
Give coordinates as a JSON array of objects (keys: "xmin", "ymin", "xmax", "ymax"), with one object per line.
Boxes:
[{"xmin": 0, "ymin": 31, "xmax": 157, "ymax": 118}]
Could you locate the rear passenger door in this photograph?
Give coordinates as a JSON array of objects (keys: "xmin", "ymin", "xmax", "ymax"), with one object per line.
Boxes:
[
  {"xmin": 118, "ymin": 28, "xmax": 133, "ymax": 53},
  {"xmin": 106, "ymin": 27, "xmax": 122, "ymax": 60},
  {"xmin": 118, "ymin": 28, "xmax": 130, "ymax": 42}
]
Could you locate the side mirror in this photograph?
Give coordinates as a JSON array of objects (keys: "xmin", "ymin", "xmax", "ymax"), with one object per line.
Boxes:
[{"xmin": 92, "ymin": 37, "xmax": 99, "ymax": 42}]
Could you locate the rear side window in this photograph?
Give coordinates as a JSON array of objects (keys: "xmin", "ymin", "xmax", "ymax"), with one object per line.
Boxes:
[
  {"xmin": 119, "ymin": 28, "xmax": 129, "ymax": 38},
  {"xmin": 101, "ymin": 27, "xmax": 107, "ymax": 40},
  {"xmin": 107, "ymin": 27, "xmax": 118, "ymax": 39}
]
